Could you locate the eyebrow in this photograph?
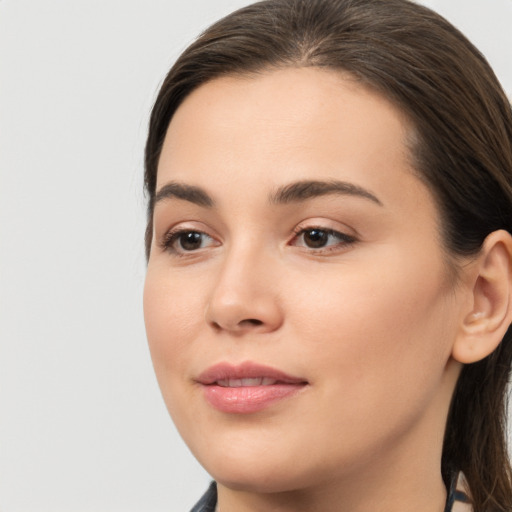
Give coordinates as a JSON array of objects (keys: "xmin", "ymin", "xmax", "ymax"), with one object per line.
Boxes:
[
  {"xmin": 154, "ymin": 182, "xmax": 214, "ymax": 207},
  {"xmin": 270, "ymin": 179, "xmax": 383, "ymax": 206},
  {"xmin": 153, "ymin": 178, "xmax": 382, "ymax": 209}
]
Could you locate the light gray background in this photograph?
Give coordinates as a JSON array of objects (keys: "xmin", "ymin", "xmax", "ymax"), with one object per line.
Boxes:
[{"xmin": 1, "ymin": 1, "xmax": 511, "ymax": 511}]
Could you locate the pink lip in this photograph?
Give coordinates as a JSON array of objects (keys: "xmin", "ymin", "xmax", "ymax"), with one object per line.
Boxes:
[{"xmin": 197, "ymin": 362, "xmax": 308, "ymax": 414}]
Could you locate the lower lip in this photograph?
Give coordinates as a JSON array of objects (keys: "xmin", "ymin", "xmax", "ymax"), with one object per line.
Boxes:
[{"xmin": 202, "ymin": 384, "xmax": 305, "ymax": 414}]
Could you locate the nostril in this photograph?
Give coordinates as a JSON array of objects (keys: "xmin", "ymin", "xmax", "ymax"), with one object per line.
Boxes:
[
  {"xmin": 209, "ymin": 318, "xmax": 264, "ymax": 331},
  {"xmin": 211, "ymin": 321, "xmax": 222, "ymax": 331},
  {"xmin": 242, "ymin": 319, "xmax": 263, "ymax": 327}
]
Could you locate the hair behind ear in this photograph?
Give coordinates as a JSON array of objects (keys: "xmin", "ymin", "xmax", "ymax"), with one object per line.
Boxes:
[
  {"xmin": 443, "ymin": 330, "xmax": 512, "ymax": 511},
  {"xmin": 444, "ymin": 230, "xmax": 512, "ymax": 511}
]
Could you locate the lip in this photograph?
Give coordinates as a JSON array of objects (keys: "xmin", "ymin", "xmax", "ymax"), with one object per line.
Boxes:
[{"xmin": 197, "ymin": 362, "xmax": 308, "ymax": 414}]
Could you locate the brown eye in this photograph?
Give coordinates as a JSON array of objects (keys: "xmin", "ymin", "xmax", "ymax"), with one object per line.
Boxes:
[
  {"xmin": 303, "ymin": 229, "xmax": 329, "ymax": 248},
  {"xmin": 291, "ymin": 227, "xmax": 357, "ymax": 252},
  {"xmin": 162, "ymin": 229, "xmax": 218, "ymax": 254},
  {"xmin": 178, "ymin": 231, "xmax": 204, "ymax": 251}
]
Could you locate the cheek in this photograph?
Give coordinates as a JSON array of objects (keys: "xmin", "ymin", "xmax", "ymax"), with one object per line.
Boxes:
[
  {"xmin": 273, "ymin": 257, "xmax": 457, "ymax": 469},
  {"xmin": 290, "ymin": 255, "xmax": 456, "ymax": 399},
  {"xmin": 143, "ymin": 268, "xmax": 204, "ymax": 378},
  {"xmin": 143, "ymin": 267, "xmax": 212, "ymax": 432}
]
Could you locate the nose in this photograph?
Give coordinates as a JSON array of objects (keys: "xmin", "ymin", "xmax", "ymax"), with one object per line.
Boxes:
[{"xmin": 205, "ymin": 247, "xmax": 283, "ymax": 335}]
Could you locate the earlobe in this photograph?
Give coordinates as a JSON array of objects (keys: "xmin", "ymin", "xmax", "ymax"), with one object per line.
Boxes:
[{"xmin": 452, "ymin": 230, "xmax": 512, "ymax": 364}]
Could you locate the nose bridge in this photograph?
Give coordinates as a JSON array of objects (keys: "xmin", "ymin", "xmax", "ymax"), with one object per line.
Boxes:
[{"xmin": 205, "ymin": 235, "xmax": 282, "ymax": 333}]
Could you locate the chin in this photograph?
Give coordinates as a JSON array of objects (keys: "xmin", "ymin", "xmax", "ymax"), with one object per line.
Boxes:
[
  {"xmin": 194, "ymin": 440, "xmax": 322, "ymax": 495},
  {"xmin": 211, "ymin": 463, "xmax": 310, "ymax": 495}
]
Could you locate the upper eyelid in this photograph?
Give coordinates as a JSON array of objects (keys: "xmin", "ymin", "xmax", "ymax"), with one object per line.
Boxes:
[
  {"xmin": 292, "ymin": 219, "xmax": 358, "ymax": 238},
  {"xmin": 157, "ymin": 223, "xmax": 216, "ymax": 250},
  {"xmin": 160, "ymin": 228, "xmax": 220, "ymax": 256},
  {"xmin": 291, "ymin": 227, "xmax": 356, "ymax": 243},
  {"xmin": 159, "ymin": 221, "xmax": 215, "ymax": 241},
  {"xmin": 289, "ymin": 222, "xmax": 359, "ymax": 251}
]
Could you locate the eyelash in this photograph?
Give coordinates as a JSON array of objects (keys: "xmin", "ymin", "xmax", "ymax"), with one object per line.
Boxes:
[
  {"xmin": 291, "ymin": 226, "xmax": 357, "ymax": 253},
  {"xmin": 160, "ymin": 228, "xmax": 218, "ymax": 256},
  {"xmin": 160, "ymin": 225, "xmax": 357, "ymax": 256}
]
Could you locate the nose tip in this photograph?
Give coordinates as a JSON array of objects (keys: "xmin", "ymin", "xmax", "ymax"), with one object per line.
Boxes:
[
  {"xmin": 204, "ymin": 245, "xmax": 284, "ymax": 335},
  {"xmin": 205, "ymin": 283, "xmax": 283, "ymax": 335}
]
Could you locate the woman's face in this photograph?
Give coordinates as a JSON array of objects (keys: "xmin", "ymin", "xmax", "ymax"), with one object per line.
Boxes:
[{"xmin": 144, "ymin": 68, "xmax": 464, "ymax": 492}]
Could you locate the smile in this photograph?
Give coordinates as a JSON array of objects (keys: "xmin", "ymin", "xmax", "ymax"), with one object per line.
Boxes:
[
  {"xmin": 216, "ymin": 377, "xmax": 282, "ymax": 387},
  {"xmin": 197, "ymin": 362, "xmax": 308, "ymax": 414}
]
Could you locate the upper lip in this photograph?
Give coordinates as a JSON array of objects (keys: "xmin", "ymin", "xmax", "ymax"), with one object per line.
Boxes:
[{"xmin": 196, "ymin": 361, "xmax": 307, "ymax": 385}]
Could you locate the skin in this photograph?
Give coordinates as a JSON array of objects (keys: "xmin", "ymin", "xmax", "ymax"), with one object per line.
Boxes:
[{"xmin": 144, "ymin": 68, "xmax": 473, "ymax": 512}]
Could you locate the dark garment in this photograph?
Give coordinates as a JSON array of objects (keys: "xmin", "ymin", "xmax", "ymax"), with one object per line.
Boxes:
[
  {"xmin": 190, "ymin": 481, "xmax": 217, "ymax": 512},
  {"xmin": 444, "ymin": 471, "xmax": 472, "ymax": 512},
  {"xmin": 190, "ymin": 473, "xmax": 471, "ymax": 512}
]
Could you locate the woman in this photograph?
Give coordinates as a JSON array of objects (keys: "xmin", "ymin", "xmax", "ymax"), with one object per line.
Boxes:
[{"xmin": 142, "ymin": 0, "xmax": 512, "ymax": 510}]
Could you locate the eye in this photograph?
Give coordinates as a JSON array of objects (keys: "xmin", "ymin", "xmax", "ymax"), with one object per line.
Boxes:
[
  {"xmin": 291, "ymin": 227, "xmax": 356, "ymax": 251},
  {"xmin": 161, "ymin": 229, "xmax": 219, "ymax": 254}
]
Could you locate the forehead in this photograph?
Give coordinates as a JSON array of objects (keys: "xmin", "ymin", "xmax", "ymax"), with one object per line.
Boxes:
[{"xmin": 157, "ymin": 67, "xmax": 421, "ymax": 212}]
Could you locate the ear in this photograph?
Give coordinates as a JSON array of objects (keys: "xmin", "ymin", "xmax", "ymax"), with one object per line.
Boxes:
[{"xmin": 452, "ymin": 230, "xmax": 512, "ymax": 364}]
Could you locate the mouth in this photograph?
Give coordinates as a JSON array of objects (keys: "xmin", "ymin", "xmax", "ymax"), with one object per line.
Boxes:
[
  {"xmin": 215, "ymin": 377, "xmax": 285, "ymax": 387},
  {"xmin": 196, "ymin": 362, "xmax": 308, "ymax": 414}
]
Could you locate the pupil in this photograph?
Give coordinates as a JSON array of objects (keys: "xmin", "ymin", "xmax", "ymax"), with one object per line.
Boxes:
[
  {"xmin": 304, "ymin": 229, "xmax": 328, "ymax": 248},
  {"xmin": 180, "ymin": 232, "xmax": 202, "ymax": 250}
]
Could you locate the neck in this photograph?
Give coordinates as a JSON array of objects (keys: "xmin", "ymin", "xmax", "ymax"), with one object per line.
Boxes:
[{"xmin": 217, "ymin": 458, "xmax": 447, "ymax": 512}]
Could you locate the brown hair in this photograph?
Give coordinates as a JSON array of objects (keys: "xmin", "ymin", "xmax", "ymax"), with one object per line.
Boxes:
[{"xmin": 144, "ymin": 1, "xmax": 512, "ymax": 509}]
